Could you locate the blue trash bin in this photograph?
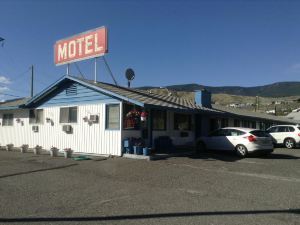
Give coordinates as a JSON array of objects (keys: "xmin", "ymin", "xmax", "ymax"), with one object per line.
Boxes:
[
  {"xmin": 134, "ymin": 146, "xmax": 143, "ymax": 155},
  {"xmin": 143, "ymin": 147, "xmax": 150, "ymax": 156}
]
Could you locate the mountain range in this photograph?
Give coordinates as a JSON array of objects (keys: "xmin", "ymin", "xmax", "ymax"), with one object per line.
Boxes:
[{"xmin": 139, "ymin": 81, "xmax": 300, "ymax": 97}]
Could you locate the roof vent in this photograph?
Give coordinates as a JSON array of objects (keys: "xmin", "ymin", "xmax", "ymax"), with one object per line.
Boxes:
[{"xmin": 66, "ymin": 84, "xmax": 77, "ymax": 96}]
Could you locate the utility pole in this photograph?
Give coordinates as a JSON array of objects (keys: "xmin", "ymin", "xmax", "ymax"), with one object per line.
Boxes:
[
  {"xmin": 30, "ymin": 65, "xmax": 34, "ymax": 98},
  {"xmin": 255, "ymin": 96, "xmax": 259, "ymax": 112}
]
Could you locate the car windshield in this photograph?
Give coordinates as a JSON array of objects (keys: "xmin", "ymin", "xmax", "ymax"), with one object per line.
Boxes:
[
  {"xmin": 297, "ymin": 127, "xmax": 300, "ymax": 131},
  {"xmin": 250, "ymin": 130, "xmax": 269, "ymax": 137}
]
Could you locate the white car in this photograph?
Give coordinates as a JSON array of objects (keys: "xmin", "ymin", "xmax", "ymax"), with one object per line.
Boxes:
[
  {"xmin": 196, "ymin": 127, "xmax": 274, "ymax": 157},
  {"xmin": 266, "ymin": 125, "xmax": 300, "ymax": 149}
]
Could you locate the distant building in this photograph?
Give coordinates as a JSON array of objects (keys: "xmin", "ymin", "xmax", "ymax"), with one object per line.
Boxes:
[{"xmin": 286, "ymin": 109, "xmax": 300, "ymax": 121}]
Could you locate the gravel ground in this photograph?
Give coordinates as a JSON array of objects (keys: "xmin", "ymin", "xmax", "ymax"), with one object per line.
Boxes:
[{"xmin": 0, "ymin": 148, "xmax": 299, "ymax": 225}]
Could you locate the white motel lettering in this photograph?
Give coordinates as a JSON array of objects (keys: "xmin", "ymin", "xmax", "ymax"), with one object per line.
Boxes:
[{"xmin": 57, "ymin": 34, "xmax": 104, "ymax": 61}]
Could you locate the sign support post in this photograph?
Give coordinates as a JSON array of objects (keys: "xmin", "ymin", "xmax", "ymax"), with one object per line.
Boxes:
[
  {"xmin": 67, "ymin": 64, "xmax": 70, "ymax": 76},
  {"xmin": 94, "ymin": 57, "xmax": 97, "ymax": 83}
]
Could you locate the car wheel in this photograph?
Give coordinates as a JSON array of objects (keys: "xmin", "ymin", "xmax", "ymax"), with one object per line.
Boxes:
[
  {"xmin": 284, "ymin": 138, "xmax": 295, "ymax": 149},
  {"xmin": 235, "ymin": 144, "xmax": 248, "ymax": 157},
  {"xmin": 196, "ymin": 141, "xmax": 206, "ymax": 153}
]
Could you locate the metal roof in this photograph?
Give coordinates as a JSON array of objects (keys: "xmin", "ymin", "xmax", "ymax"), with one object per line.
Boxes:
[
  {"xmin": 74, "ymin": 77, "xmax": 220, "ymax": 113},
  {"xmin": 213, "ymin": 104, "xmax": 300, "ymax": 124},
  {"xmin": 23, "ymin": 75, "xmax": 221, "ymax": 114},
  {"xmin": 0, "ymin": 97, "xmax": 30, "ymax": 110}
]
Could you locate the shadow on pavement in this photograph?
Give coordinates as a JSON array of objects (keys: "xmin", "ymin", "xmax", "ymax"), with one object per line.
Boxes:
[
  {"xmin": 0, "ymin": 163, "xmax": 78, "ymax": 179},
  {"xmin": 0, "ymin": 209, "xmax": 299, "ymax": 223},
  {"xmin": 155, "ymin": 149, "xmax": 300, "ymax": 162},
  {"xmin": 257, "ymin": 153, "xmax": 300, "ymax": 160}
]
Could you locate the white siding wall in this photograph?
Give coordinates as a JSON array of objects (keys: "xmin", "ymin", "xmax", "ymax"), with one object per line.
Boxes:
[{"xmin": 0, "ymin": 103, "xmax": 122, "ymax": 156}]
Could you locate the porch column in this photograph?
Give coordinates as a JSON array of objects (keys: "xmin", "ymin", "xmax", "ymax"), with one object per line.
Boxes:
[{"xmin": 148, "ymin": 109, "xmax": 153, "ymax": 148}]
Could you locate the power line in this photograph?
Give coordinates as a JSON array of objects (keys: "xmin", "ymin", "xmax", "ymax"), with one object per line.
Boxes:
[
  {"xmin": 74, "ymin": 62, "xmax": 85, "ymax": 78},
  {"xmin": 103, "ymin": 56, "xmax": 118, "ymax": 86},
  {"xmin": 8, "ymin": 67, "xmax": 31, "ymax": 83}
]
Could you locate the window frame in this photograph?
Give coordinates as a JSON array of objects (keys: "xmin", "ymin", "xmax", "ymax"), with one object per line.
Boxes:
[
  {"xmin": 29, "ymin": 109, "xmax": 44, "ymax": 124},
  {"xmin": 59, "ymin": 106, "xmax": 78, "ymax": 124},
  {"xmin": 152, "ymin": 109, "xmax": 167, "ymax": 131},
  {"xmin": 105, "ymin": 104, "xmax": 120, "ymax": 130},
  {"xmin": 122, "ymin": 103, "xmax": 141, "ymax": 130},
  {"xmin": 2, "ymin": 113, "xmax": 14, "ymax": 126},
  {"xmin": 174, "ymin": 113, "xmax": 192, "ymax": 131}
]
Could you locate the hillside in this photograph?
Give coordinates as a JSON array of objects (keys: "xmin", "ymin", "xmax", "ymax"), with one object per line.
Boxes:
[
  {"xmin": 143, "ymin": 88, "xmax": 300, "ymax": 116},
  {"xmin": 139, "ymin": 81, "xmax": 300, "ymax": 97}
]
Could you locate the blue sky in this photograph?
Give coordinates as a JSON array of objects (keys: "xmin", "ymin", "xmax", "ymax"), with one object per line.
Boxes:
[{"xmin": 1, "ymin": 0, "xmax": 300, "ymax": 100}]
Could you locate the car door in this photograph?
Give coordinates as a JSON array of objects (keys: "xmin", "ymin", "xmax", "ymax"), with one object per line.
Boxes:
[
  {"xmin": 267, "ymin": 126, "xmax": 280, "ymax": 144},
  {"xmin": 275, "ymin": 126, "xmax": 288, "ymax": 144},
  {"xmin": 205, "ymin": 129, "xmax": 225, "ymax": 150}
]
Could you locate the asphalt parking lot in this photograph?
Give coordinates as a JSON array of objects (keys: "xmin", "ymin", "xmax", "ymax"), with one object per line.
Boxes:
[{"xmin": 0, "ymin": 148, "xmax": 299, "ymax": 225}]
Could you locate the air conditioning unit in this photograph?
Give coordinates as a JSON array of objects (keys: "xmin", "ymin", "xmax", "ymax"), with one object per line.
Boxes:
[
  {"xmin": 32, "ymin": 126, "xmax": 39, "ymax": 132},
  {"xmin": 62, "ymin": 125, "xmax": 72, "ymax": 133},
  {"xmin": 89, "ymin": 115, "xmax": 99, "ymax": 123}
]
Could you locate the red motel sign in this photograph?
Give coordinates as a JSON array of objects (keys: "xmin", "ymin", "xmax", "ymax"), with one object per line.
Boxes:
[{"xmin": 54, "ymin": 27, "xmax": 108, "ymax": 65}]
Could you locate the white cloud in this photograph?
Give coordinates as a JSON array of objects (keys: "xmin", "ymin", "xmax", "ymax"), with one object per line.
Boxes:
[
  {"xmin": 0, "ymin": 76, "xmax": 10, "ymax": 84},
  {"xmin": 0, "ymin": 86, "xmax": 9, "ymax": 93},
  {"xmin": 288, "ymin": 63, "xmax": 300, "ymax": 73}
]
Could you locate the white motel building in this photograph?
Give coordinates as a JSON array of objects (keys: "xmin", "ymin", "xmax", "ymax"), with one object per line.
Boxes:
[{"xmin": 0, "ymin": 75, "xmax": 297, "ymax": 156}]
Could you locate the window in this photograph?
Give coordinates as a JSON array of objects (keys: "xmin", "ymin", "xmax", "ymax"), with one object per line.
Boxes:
[
  {"xmin": 250, "ymin": 130, "xmax": 269, "ymax": 137},
  {"xmin": 152, "ymin": 110, "xmax": 166, "ymax": 130},
  {"xmin": 210, "ymin": 118, "xmax": 221, "ymax": 131},
  {"xmin": 242, "ymin": 120, "xmax": 250, "ymax": 128},
  {"xmin": 123, "ymin": 103, "xmax": 141, "ymax": 130},
  {"xmin": 251, "ymin": 121, "xmax": 256, "ymax": 129},
  {"xmin": 60, "ymin": 107, "xmax": 77, "ymax": 123},
  {"xmin": 174, "ymin": 113, "xmax": 191, "ymax": 130},
  {"xmin": 267, "ymin": 126, "xmax": 277, "ymax": 133},
  {"xmin": 228, "ymin": 129, "xmax": 246, "ymax": 136},
  {"xmin": 234, "ymin": 119, "xmax": 240, "ymax": 127},
  {"xmin": 277, "ymin": 126, "xmax": 289, "ymax": 132},
  {"xmin": 209, "ymin": 129, "xmax": 225, "ymax": 137},
  {"xmin": 2, "ymin": 114, "xmax": 13, "ymax": 126},
  {"xmin": 29, "ymin": 109, "xmax": 44, "ymax": 124},
  {"xmin": 106, "ymin": 104, "xmax": 120, "ymax": 129},
  {"xmin": 221, "ymin": 118, "xmax": 228, "ymax": 128},
  {"xmin": 260, "ymin": 122, "xmax": 266, "ymax": 131}
]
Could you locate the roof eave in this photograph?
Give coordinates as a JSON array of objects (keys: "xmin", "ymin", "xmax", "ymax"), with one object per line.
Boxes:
[{"xmin": 25, "ymin": 75, "xmax": 145, "ymax": 108}]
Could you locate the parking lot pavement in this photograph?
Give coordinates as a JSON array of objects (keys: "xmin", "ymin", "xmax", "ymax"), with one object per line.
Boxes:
[{"xmin": 0, "ymin": 148, "xmax": 299, "ymax": 225}]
